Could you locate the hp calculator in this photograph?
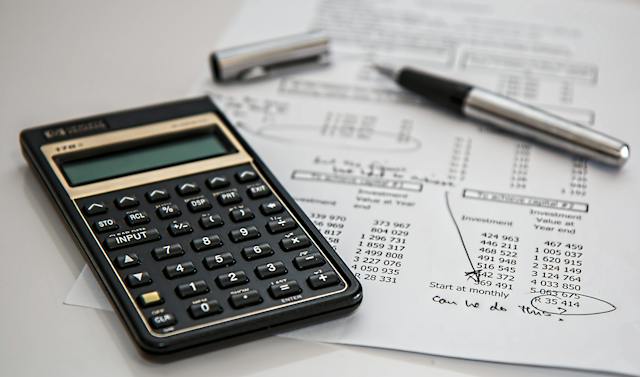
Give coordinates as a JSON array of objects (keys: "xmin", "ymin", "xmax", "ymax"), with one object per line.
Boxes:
[{"xmin": 20, "ymin": 97, "xmax": 362, "ymax": 353}]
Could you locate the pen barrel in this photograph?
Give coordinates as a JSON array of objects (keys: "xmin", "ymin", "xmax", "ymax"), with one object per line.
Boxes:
[{"xmin": 463, "ymin": 88, "xmax": 630, "ymax": 166}]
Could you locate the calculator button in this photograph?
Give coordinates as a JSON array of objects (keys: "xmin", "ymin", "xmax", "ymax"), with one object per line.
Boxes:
[
  {"xmin": 126, "ymin": 272, "xmax": 152, "ymax": 288},
  {"xmin": 115, "ymin": 253, "xmax": 140, "ymax": 269},
  {"xmin": 152, "ymin": 243, "xmax": 184, "ymax": 260},
  {"xmin": 242, "ymin": 243, "xmax": 274, "ymax": 260},
  {"xmin": 206, "ymin": 176, "xmax": 230, "ymax": 190},
  {"xmin": 247, "ymin": 184, "xmax": 270, "ymax": 199},
  {"xmin": 294, "ymin": 253, "xmax": 326, "ymax": 270},
  {"xmin": 83, "ymin": 202, "xmax": 107, "ymax": 216},
  {"xmin": 125, "ymin": 210, "xmax": 150, "ymax": 226},
  {"xmin": 279, "ymin": 233, "xmax": 310, "ymax": 251},
  {"xmin": 104, "ymin": 228, "xmax": 161, "ymax": 250},
  {"xmin": 229, "ymin": 290, "xmax": 262, "ymax": 309},
  {"xmin": 115, "ymin": 195, "xmax": 139, "ymax": 209},
  {"xmin": 307, "ymin": 271, "xmax": 339, "ymax": 290},
  {"xmin": 255, "ymin": 261, "xmax": 287, "ymax": 279},
  {"xmin": 266, "ymin": 217, "xmax": 297, "ymax": 233},
  {"xmin": 230, "ymin": 207, "xmax": 254, "ymax": 222},
  {"xmin": 199, "ymin": 213, "xmax": 224, "ymax": 229},
  {"xmin": 176, "ymin": 182, "xmax": 200, "ymax": 196},
  {"xmin": 146, "ymin": 188, "xmax": 170, "ymax": 203},
  {"xmin": 138, "ymin": 291, "xmax": 163, "ymax": 307},
  {"xmin": 176, "ymin": 280, "xmax": 209, "ymax": 298},
  {"xmin": 235, "ymin": 170, "xmax": 258, "ymax": 183},
  {"xmin": 149, "ymin": 313, "xmax": 176, "ymax": 329},
  {"xmin": 203, "ymin": 252, "xmax": 235, "ymax": 270},
  {"xmin": 191, "ymin": 235, "xmax": 223, "ymax": 251},
  {"xmin": 168, "ymin": 220, "xmax": 193, "ymax": 236},
  {"xmin": 189, "ymin": 301, "xmax": 223, "ymax": 319},
  {"xmin": 94, "ymin": 218, "xmax": 118, "ymax": 233},
  {"xmin": 268, "ymin": 280, "xmax": 302, "ymax": 299},
  {"xmin": 217, "ymin": 189, "xmax": 242, "ymax": 205},
  {"xmin": 187, "ymin": 197, "xmax": 212, "ymax": 212},
  {"xmin": 163, "ymin": 261, "xmax": 196, "ymax": 279},
  {"xmin": 229, "ymin": 226, "xmax": 260, "ymax": 243},
  {"xmin": 156, "ymin": 203, "xmax": 181, "ymax": 219},
  {"xmin": 260, "ymin": 201, "xmax": 283, "ymax": 215},
  {"xmin": 216, "ymin": 270, "xmax": 249, "ymax": 289}
]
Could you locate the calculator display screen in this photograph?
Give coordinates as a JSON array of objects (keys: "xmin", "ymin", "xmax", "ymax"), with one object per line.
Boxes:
[{"xmin": 60, "ymin": 131, "xmax": 232, "ymax": 186}]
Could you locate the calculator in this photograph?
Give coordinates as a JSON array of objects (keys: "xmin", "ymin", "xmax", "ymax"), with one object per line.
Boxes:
[{"xmin": 20, "ymin": 97, "xmax": 362, "ymax": 353}]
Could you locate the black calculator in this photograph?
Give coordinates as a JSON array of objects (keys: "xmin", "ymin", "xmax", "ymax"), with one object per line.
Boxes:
[{"xmin": 20, "ymin": 97, "xmax": 361, "ymax": 353}]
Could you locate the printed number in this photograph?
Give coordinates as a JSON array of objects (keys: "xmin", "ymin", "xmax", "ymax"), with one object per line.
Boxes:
[
  {"xmin": 240, "ymin": 228, "xmax": 249, "ymax": 236},
  {"xmin": 267, "ymin": 263, "xmax": 276, "ymax": 272},
  {"xmin": 200, "ymin": 302, "xmax": 210, "ymax": 312},
  {"xmin": 189, "ymin": 282, "xmax": 197, "ymax": 291},
  {"xmin": 228, "ymin": 272, "xmax": 238, "ymax": 282},
  {"xmin": 176, "ymin": 264, "xmax": 184, "ymax": 273},
  {"xmin": 203, "ymin": 237, "xmax": 212, "ymax": 246},
  {"xmin": 163, "ymin": 245, "xmax": 171, "ymax": 254},
  {"xmin": 214, "ymin": 254, "xmax": 224, "ymax": 263},
  {"xmin": 253, "ymin": 245, "xmax": 262, "ymax": 254}
]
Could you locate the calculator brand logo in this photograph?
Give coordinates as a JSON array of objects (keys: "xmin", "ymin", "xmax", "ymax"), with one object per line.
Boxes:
[{"xmin": 43, "ymin": 119, "xmax": 109, "ymax": 140}]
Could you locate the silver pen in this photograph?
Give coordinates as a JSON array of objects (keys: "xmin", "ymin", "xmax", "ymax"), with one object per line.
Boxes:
[{"xmin": 373, "ymin": 63, "xmax": 630, "ymax": 167}]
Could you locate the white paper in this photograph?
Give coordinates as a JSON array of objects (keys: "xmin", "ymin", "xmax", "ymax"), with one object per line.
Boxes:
[{"xmin": 66, "ymin": 0, "xmax": 640, "ymax": 375}]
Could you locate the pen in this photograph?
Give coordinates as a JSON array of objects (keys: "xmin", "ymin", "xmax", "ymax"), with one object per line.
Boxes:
[{"xmin": 373, "ymin": 63, "xmax": 630, "ymax": 167}]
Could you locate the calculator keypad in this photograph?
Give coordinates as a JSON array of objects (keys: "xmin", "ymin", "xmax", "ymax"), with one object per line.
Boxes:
[{"xmin": 77, "ymin": 163, "xmax": 346, "ymax": 335}]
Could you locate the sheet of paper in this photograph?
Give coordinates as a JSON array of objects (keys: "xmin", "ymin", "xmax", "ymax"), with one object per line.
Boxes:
[{"xmin": 66, "ymin": 0, "xmax": 640, "ymax": 375}]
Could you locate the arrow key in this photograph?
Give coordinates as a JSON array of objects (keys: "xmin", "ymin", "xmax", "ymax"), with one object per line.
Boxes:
[
  {"xmin": 260, "ymin": 201, "xmax": 283, "ymax": 215},
  {"xmin": 126, "ymin": 271, "xmax": 152, "ymax": 288},
  {"xmin": 115, "ymin": 253, "xmax": 140, "ymax": 269}
]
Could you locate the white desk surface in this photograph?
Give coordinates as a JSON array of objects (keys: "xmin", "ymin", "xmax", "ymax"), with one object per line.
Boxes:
[{"xmin": 0, "ymin": 1, "xmax": 609, "ymax": 376}]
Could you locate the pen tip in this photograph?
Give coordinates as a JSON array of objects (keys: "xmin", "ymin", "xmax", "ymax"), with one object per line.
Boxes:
[{"xmin": 371, "ymin": 62, "xmax": 398, "ymax": 80}]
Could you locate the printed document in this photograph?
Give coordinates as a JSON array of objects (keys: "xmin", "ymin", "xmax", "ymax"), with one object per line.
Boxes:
[{"xmin": 66, "ymin": 0, "xmax": 640, "ymax": 375}]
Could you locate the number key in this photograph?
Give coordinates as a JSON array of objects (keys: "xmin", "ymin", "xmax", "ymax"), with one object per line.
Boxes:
[
  {"xmin": 191, "ymin": 235, "xmax": 223, "ymax": 251},
  {"xmin": 216, "ymin": 270, "xmax": 249, "ymax": 289},
  {"xmin": 229, "ymin": 226, "xmax": 260, "ymax": 243},
  {"xmin": 242, "ymin": 243, "xmax": 274, "ymax": 260},
  {"xmin": 152, "ymin": 243, "xmax": 184, "ymax": 261},
  {"xmin": 203, "ymin": 252, "xmax": 235, "ymax": 270},
  {"xmin": 163, "ymin": 261, "xmax": 196, "ymax": 279},
  {"xmin": 176, "ymin": 280, "xmax": 209, "ymax": 298},
  {"xmin": 255, "ymin": 261, "xmax": 287, "ymax": 279},
  {"xmin": 189, "ymin": 301, "xmax": 223, "ymax": 319}
]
